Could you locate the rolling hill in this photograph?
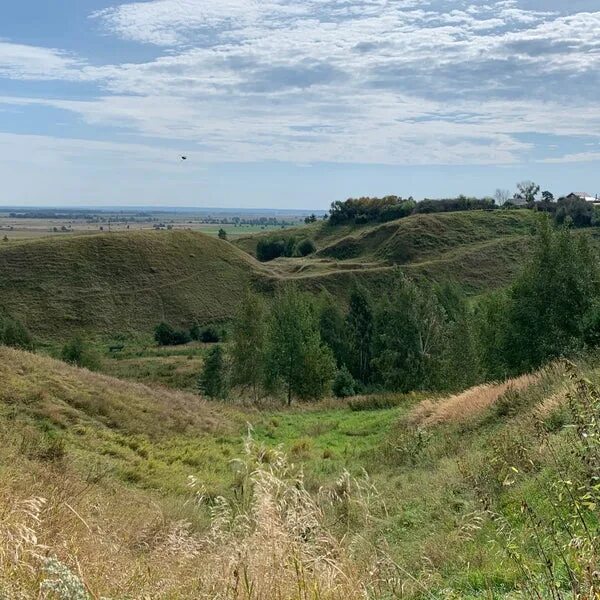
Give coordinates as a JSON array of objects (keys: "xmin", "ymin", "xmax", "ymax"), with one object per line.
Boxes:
[
  {"xmin": 0, "ymin": 209, "xmax": 582, "ymax": 342},
  {"xmin": 0, "ymin": 230, "xmax": 272, "ymax": 340}
]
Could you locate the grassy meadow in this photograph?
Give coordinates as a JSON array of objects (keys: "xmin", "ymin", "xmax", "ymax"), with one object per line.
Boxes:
[{"xmin": 2, "ymin": 344, "xmax": 599, "ymax": 598}]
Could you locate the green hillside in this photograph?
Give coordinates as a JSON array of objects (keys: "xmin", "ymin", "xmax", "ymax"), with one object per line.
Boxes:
[
  {"xmin": 2, "ymin": 346, "xmax": 599, "ymax": 598},
  {"xmin": 0, "ymin": 230, "xmax": 270, "ymax": 340},
  {"xmin": 0, "ymin": 210, "xmax": 592, "ymax": 343}
]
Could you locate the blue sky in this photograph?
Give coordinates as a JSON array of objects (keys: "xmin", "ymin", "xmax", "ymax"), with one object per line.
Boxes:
[{"xmin": 0, "ymin": 0, "xmax": 599, "ymax": 209}]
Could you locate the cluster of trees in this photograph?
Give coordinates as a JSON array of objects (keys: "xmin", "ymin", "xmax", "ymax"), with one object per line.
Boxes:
[
  {"xmin": 327, "ymin": 195, "xmax": 496, "ymax": 226},
  {"xmin": 203, "ymin": 218, "xmax": 600, "ymax": 403},
  {"xmin": 154, "ymin": 322, "xmax": 223, "ymax": 346},
  {"xmin": 328, "ymin": 196, "xmax": 416, "ymax": 225},
  {"xmin": 256, "ymin": 236, "xmax": 317, "ymax": 262}
]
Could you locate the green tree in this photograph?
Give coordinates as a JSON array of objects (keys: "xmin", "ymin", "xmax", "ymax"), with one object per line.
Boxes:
[
  {"xmin": 373, "ymin": 276, "xmax": 449, "ymax": 392},
  {"xmin": 435, "ymin": 283, "xmax": 481, "ymax": 390},
  {"xmin": 515, "ymin": 180, "xmax": 540, "ymax": 204},
  {"xmin": 500, "ymin": 219, "xmax": 599, "ymax": 374},
  {"xmin": 265, "ymin": 287, "xmax": 335, "ymax": 405},
  {"xmin": 346, "ymin": 287, "xmax": 375, "ymax": 384},
  {"xmin": 542, "ymin": 190, "xmax": 554, "ymax": 202},
  {"xmin": 231, "ymin": 290, "xmax": 267, "ymax": 401},
  {"xmin": 317, "ymin": 292, "xmax": 349, "ymax": 367},
  {"xmin": 218, "ymin": 228, "xmax": 228, "ymax": 240},
  {"xmin": 199, "ymin": 345, "xmax": 228, "ymax": 399},
  {"xmin": 154, "ymin": 322, "xmax": 190, "ymax": 346}
]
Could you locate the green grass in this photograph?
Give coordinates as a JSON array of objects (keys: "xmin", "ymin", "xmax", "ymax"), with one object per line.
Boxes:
[
  {"xmin": 0, "ymin": 229, "xmax": 272, "ymax": 341},
  {"xmin": 2, "ymin": 344, "xmax": 600, "ymax": 597}
]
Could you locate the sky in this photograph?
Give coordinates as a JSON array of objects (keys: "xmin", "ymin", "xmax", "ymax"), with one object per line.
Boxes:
[{"xmin": 0, "ymin": 0, "xmax": 599, "ymax": 209}]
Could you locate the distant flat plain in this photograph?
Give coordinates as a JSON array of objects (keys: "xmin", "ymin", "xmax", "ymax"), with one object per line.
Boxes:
[{"xmin": 0, "ymin": 208, "xmax": 309, "ymax": 241}]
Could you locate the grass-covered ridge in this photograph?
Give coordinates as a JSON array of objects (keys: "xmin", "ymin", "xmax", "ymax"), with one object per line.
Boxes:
[{"xmin": 0, "ymin": 229, "xmax": 270, "ymax": 340}]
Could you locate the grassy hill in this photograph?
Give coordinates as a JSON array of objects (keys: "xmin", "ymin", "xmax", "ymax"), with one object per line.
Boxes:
[
  {"xmin": 1, "ymin": 345, "xmax": 599, "ymax": 598},
  {"xmin": 0, "ymin": 230, "xmax": 271, "ymax": 340},
  {"xmin": 0, "ymin": 210, "xmax": 594, "ymax": 344}
]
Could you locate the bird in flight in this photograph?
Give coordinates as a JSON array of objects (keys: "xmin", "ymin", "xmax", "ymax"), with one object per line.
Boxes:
[{"xmin": 181, "ymin": 156, "xmax": 187, "ymax": 160}]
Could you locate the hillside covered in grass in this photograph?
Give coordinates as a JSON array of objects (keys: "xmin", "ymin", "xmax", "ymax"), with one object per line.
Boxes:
[
  {"xmin": 0, "ymin": 211, "xmax": 547, "ymax": 343},
  {"xmin": 1, "ymin": 344, "xmax": 599, "ymax": 598},
  {"xmin": 0, "ymin": 230, "xmax": 272, "ymax": 340},
  {"xmin": 235, "ymin": 210, "xmax": 542, "ymax": 293}
]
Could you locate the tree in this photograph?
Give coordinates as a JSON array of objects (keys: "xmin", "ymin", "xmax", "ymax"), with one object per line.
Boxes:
[
  {"xmin": 494, "ymin": 189, "xmax": 511, "ymax": 205},
  {"xmin": 154, "ymin": 322, "xmax": 190, "ymax": 346},
  {"xmin": 555, "ymin": 197, "xmax": 593, "ymax": 227},
  {"xmin": 373, "ymin": 276, "xmax": 449, "ymax": 392},
  {"xmin": 218, "ymin": 228, "xmax": 228, "ymax": 240},
  {"xmin": 265, "ymin": 287, "xmax": 335, "ymax": 405},
  {"xmin": 231, "ymin": 290, "xmax": 267, "ymax": 400},
  {"xmin": 199, "ymin": 345, "xmax": 228, "ymax": 399},
  {"xmin": 346, "ymin": 287, "xmax": 375, "ymax": 384},
  {"xmin": 542, "ymin": 190, "xmax": 554, "ymax": 203},
  {"xmin": 500, "ymin": 219, "xmax": 599, "ymax": 374},
  {"xmin": 317, "ymin": 292, "xmax": 349, "ymax": 367},
  {"xmin": 515, "ymin": 181, "xmax": 540, "ymax": 204}
]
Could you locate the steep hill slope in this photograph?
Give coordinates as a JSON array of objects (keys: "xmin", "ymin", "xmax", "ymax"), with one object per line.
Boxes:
[
  {"xmin": 236, "ymin": 209, "xmax": 540, "ymax": 293},
  {"xmin": 0, "ymin": 230, "xmax": 270, "ymax": 340}
]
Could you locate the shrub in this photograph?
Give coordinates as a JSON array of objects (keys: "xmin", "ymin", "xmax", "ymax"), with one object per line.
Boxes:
[
  {"xmin": 154, "ymin": 322, "xmax": 191, "ymax": 346},
  {"xmin": 295, "ymin": 238, "xmax": 317, "ymax": 257},
  {"xmin": 61, "ymin": 337, "xmax": 100, "ymax": 370},
  {"xmin": 200, "ymin": 327, "xmax": 221, "ymax": 343},
  {"xmin": 198, "ymin": 345, "xmax": 228, "ymax": 399},
  {"xmin": 332, "ymin": 366, "xmax": 357, "ymax": 398},
  {"xmin": 257, "ymin": 238, "xmax": 287, "ymax": 261},
  {"xmin": 0, "ymin": 316, "xmax": 35, "ymax": 350},
  {"xmin": 555, "ymin": 196, "xmax": 594, "ymax": 227}
]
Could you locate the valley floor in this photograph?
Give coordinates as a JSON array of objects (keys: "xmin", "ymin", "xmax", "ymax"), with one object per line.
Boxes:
[{"xmin": 2, "ymin": 346, "xmax": 599, "ymax": 598}]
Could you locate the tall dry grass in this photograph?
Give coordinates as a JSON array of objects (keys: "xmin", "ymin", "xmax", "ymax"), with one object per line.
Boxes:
[
  {"xmin": 0, "ymin": 436, "xmax": 405, "ymax": 599},
  {"xmin": 408, "ymin": 372, "xmax": 540, "ymax": 426}
]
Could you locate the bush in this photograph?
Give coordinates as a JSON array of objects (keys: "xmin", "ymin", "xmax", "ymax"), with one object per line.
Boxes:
[
  {"xmin": 295, "ymin": 238, "xmax": 317, "ymax": 257},
  {"xmin": 555, "ymin": 197, "xmax": 594, "ymax": 227},
  {"xmin": 257, "ymin": 238, "xmax": 287, "ymax": 261},
  {"xmin": 61, "ymin": 337, "xmax": 100, "ymax": 370},
  {"xmin": 199, "ymin": 345, "xmax": 228, "ymax": 399},
  {"xmin": 200, "ymin": 327, "xmax": 220, "ymax": 343},
  {"xmin": 332, "ymin": 366, "xmax": 357, "ymax": 398},
  {"xmin": 154, "ymin": 322, "xmax": 191, "ymax": 346},
  {"xmin": 0, "ymin": 316, "xmax": 35, "ymax": 350}
]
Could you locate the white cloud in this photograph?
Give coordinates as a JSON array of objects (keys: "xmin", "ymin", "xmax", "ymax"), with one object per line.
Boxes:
[
  {"xmin": 0, "ymin": 42, "xmax": 85, "ymax": 80},
  {"xmin": 1, "ymin": 1, "xmax": 599, "ymax": 167}
]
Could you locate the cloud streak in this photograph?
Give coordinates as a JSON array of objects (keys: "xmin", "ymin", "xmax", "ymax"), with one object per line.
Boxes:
[{"xmin": 0, "ymin": 0, "xmax": 599, "ymax": 169}]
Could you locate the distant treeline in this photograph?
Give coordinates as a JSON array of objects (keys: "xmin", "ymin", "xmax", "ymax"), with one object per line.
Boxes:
[
  {"xmin": 327, "ymin": 195, "xmax": 495, "ymax": 225},
  {"xmin": 327, "ymin": 193, "xmax": 600, "ymax": 228}
]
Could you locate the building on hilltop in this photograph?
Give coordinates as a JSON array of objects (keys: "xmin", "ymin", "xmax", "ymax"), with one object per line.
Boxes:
[{"xmin": 565, "ymin": 192, "xmax": 599, "ymax": 203}]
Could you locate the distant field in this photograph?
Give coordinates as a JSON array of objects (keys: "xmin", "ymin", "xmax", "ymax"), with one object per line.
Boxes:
[{"xmin": 0, "ymin": 217, "xmax": 289, "ymax": 241}]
